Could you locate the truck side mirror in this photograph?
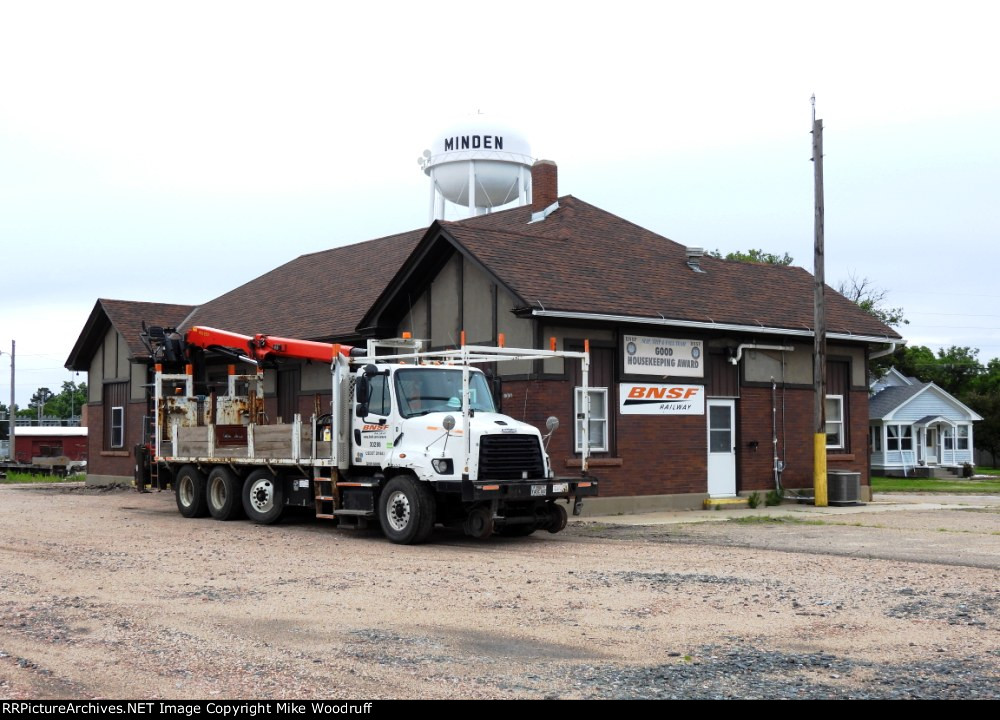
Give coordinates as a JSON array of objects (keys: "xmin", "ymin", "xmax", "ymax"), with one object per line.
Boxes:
[{"xmin": 355, "ymin": 376, "xmax": 370, "ymax": 417}]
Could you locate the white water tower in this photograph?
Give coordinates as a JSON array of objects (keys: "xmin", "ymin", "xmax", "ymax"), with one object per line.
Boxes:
[{"xmin": 418, "ymin": 117, "xmax": 533, "ymax": 221}]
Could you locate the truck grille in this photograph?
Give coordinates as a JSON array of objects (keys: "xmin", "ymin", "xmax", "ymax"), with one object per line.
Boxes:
[{"xmin": 478, "ymin": 434, "xmax": 545, "ymax": 480}]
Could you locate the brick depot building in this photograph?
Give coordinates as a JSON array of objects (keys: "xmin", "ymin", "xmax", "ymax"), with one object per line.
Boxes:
[{"xmin": 66, "ymin": 162, "xmax": 902, "ymax": 510}]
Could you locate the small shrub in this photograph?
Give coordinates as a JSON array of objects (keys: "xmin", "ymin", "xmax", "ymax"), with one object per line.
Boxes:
[
  {"xmin": 747, "ymin": 491, "xmax": 761, "ymax": 509},
  {"xmin": 963, "ymin": 462, "xmax": 975, "ymax": 478},
  {"xmin": 765, "ymin": 488, "xmax": 784, "ymax": 507}
]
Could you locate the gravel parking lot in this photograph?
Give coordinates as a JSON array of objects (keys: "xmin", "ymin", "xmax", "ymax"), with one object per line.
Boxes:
[{"xmin": 0, "ymin": 484, "xmax": 997, "ymax": 699}]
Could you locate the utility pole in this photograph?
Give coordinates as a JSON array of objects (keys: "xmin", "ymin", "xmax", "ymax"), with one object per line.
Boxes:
[
  {"xmin": 8, "ymin": 341, "xmax": 14, "ymax": 462},
  {"xmin": 812, "ymin": 96, "xmax": 828, "ymax": 507}
]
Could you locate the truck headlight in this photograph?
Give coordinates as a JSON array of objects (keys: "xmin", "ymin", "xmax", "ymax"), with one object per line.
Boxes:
[{"xmin": 431, "ymin": 458, "xmax": 453, "ymax": 474}]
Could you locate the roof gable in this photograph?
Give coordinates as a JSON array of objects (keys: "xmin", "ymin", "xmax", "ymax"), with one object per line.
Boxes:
[
  {"xmin": 362, "ymin": 195, "xmax": 903, "ymax": 341},
  {"xmin": 870, "ymin": 381, "xmax": 983, "ymax": 422},
  {"xmin": 184, "ymin": 228, "xmax": 426, "ymax": 342},
  {"xmin": 871, "ymin": 367, "xmax": 913, "ymax": 391},
  {"xmin": 66, "ymin": 299, "xmax": 196, "ymax": 370}
]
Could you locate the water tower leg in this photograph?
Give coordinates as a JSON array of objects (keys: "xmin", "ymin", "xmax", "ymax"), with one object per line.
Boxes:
[
  {"xmin": 429, "ymin": 169, "xmax": 438, "ymax": 222},
  {"xmin": 467, "ymin": 161, "xmax": 476, "ymax": 216}
]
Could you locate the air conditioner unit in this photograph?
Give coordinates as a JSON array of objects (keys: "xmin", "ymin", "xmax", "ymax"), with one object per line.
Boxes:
[{"xmin": 827, "ymin": 470, "xmax": 861, "ymax": 506}]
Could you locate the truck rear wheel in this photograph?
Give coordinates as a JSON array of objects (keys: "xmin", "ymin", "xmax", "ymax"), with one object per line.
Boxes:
[
  {"xmin": 207, "ymin": 467, "xmax": 244, "ymax": 521},
  {"xmin": 175, "ymin": 465, "xmax": 209, "ymax": 518},
  {"xmin": 379, "ymin": 475, "xmax": 435, "ymax": 544},
  {"xmin": 547, "ymin": 503, "xmax": 568, "ymax": 534},
  {"xmin": 242, "ymin": 469, "xmax": 284, "ymax": 525}
]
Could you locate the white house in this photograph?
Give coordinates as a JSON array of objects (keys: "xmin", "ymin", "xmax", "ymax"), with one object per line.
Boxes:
[{"xmin": 869, "ymin": 368, "xmax": 982, "ymax": 476}]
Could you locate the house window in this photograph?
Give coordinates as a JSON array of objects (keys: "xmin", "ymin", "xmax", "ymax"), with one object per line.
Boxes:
[
  {"xmin": 575, "ymin": 387, "xmax": 608, "ymax": 453},
  {"xmin": 825, "ymin": 395, "xmax": 844, "ymax": 449},
  {"xmin": 944, "ymin": 426, "xmax": 970, "ymax": 451},
  {"xmin": 110, "ymin": 407, "xmax": 125, "ymax": 448},
  {"xmin": 958, "ymin": 425, "xmax": 970, "ymax": 450},
  {"xmin": 870, "ymin": 426, "xmax": 882, "ymax": 452},
  {"xmin": 887, "ymin": 424, "xmax": 913, "ymax": 451}
]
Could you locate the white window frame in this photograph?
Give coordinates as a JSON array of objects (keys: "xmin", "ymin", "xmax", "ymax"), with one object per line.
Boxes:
[
  {"xmin": 825, "ymin": 395, "xmax": 845, "ymax": 449},
  {"xmin": 110, "ymin": 406, "xmax": 125, "ymax": 448},
  {"xmin": 887, "ymin": 424, "xmax": 913, "ymax": 451},
  {"xmin": 575, "ymin": 387, "xmax": 608, "ymax": 453},
  {"xmin": 944, "ymin": 425, "xmax": 970, "ymax": 451},
  {"xmin": 870, "ymin": 425, "xmax": 882, "ymax": 452}
]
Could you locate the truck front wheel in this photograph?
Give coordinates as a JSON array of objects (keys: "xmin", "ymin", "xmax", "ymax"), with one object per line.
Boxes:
[
  {"xmin": 379, "ymin": 475, "xmax": 435, "ymax": 544},
  {"xmin": 175, "ymin": 465, "xmax": 209, "ymax": 518},
  {"xmin": 242, "ymin": 469, "xmax": 284, "ymax": 525}
]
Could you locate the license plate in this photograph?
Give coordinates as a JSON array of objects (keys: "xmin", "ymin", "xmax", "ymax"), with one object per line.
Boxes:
[
  {"xmin": 530, "ymin": 484, "xmax": 547, "ymax": 496},
  {"xmin": 551, "ymin": 482, "xmax": 569, "ymax": 494}
]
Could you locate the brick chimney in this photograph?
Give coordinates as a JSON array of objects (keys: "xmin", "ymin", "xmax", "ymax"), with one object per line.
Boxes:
[{"xmin": 531, "ymin": 159, "xmax": 558, "ymax": 212}]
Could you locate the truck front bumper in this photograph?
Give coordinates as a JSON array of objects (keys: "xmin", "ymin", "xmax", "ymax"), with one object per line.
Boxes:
[{"xmin": 457, "ymin": 476, "xmax": 599, "ymax": 502}]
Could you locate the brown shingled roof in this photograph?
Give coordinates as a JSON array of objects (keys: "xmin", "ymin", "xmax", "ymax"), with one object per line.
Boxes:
[
  {"xmin": 438, "ymin": 196, "xmax": 900, "ymax": 339},
  {"xmin": 66, "ymin": 299, "xmax": 196, "ymax": 370},
  {"xmin": 182, "ymin": 228, "xmax": 426, "ymax": 341}
]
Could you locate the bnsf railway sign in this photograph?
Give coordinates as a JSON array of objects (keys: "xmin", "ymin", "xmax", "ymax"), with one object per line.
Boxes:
[{"xmin": 619, "ymin": 383, "xmax": 705, "ymax": 415}]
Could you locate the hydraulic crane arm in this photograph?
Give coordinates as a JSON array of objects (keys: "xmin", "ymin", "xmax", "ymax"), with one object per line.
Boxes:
[{"xmin": 185, "ymin": 326, "xmax": 356, "ymax": 364}]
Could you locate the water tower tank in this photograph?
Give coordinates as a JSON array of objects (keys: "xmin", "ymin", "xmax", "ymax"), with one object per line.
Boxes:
[{"xmin": 419, "ymin": 117, "xmax": 533, "ymax": 221}]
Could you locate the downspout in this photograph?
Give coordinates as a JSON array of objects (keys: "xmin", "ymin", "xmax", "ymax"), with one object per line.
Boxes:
[
  {"xmin": 729, "ymin": 343, "xmax": 795, "ymax": 365},
  {"xmin": 771, "ymin": 377, "xmax": 781, "ymax": 492},
  {"xmin": 869, "ymin": 342, "xmax": 898, "ymax": 360}
]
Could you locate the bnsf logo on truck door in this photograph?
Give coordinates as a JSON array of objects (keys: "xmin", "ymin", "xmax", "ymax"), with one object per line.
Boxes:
[{"xmin": 619, "ymin": 383, "xmax": 705, "ymax": 415}]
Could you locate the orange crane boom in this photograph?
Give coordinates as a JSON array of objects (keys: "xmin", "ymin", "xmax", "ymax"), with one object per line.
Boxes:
[{"xmin": 185, "ymin": 326, "xmax": 355, "ymax": 364}]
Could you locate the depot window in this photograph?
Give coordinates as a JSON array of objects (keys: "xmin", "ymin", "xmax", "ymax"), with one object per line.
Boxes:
[
  {"xmin": 575, "ymin": 387, "xmax": 608, "ymax": 453},
  {"xmin": 825, "ymin": 395, "xmax": 844, "ymax": 449}
]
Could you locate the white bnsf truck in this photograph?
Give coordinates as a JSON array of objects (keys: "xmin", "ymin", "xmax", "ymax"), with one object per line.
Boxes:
[{"xmin": 136, "ymin": 325, "xmax": 597, "ymax": 544}]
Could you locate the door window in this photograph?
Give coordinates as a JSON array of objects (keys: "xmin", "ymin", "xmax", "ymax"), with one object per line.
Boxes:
[{"xmin": 709, "ymin": 404, "xmax": 732, "ymax": 453}]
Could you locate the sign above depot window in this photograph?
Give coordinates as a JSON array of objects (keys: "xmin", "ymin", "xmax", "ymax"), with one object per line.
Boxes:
[{"xmin": 623, "ymin": 335, "xmax": 704, "ymax": 378}]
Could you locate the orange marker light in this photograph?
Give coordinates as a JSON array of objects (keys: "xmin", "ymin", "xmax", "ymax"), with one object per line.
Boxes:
[
  {"xmin": 402, "ymin": 331, "xmax": 412, "ymax": 339},
  {"xmin": 228, "ymin": 364, "xmax": 236, "ymax": 375},
  {"xmin": 483, "ymin": 485, "xmax": 500, "ymax": 491},
  {"xmin": 461, "ymin": 330, "xmax": 466, "ymax": 347},
  {"xmin": 185, "ymin": 364, "xmax": 193, "ymax": 376},
  {"xmin": 498, "ymin": 333, "xmax": 505, "ymax": 348},
  {"xmin": 550, "ymin": 336, "xmax": 557, "ymax": 351},
  {"xmin": 584, "ymin": 339, "xmax": 590, "ymax": 354}
]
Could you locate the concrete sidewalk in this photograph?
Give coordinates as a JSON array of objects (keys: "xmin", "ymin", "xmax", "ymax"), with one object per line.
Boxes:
[{"xmin": 572, "ymin": 492, "xmax": 1000, "ymax": 527}]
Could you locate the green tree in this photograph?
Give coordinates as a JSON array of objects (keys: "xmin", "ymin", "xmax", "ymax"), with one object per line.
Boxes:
[
  {"xmin": 836, "ymin": 273, "xmax": 907, "ymax": 328},
  {"xmin": 28, "ymin": 387, "xmax": 54, "ymax": 418},
  {"xmin": 708, "ymin": 248, "xmax": 794, "ymax": 265},
  {"xmin": 965, "ymin": 391, "xmax": 1000, "ymax": 467},
  {"xmin": 880, "ymin": 345, "xmax": 982, "ymax": 396},
  {"xmin": 46, "ymin": 381, "xmax": 88, "ymax": 419}
]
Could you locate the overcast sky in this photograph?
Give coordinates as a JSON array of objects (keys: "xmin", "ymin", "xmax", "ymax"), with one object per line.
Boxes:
[{"xmin": 1, "ymin": 1, "xmax": 998, "ymax": 408}]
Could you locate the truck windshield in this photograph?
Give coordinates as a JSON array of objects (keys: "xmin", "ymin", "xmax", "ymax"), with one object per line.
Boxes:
[{"xmin": 394, "ymin": 368, "xmax": 497, "ymax": 418}]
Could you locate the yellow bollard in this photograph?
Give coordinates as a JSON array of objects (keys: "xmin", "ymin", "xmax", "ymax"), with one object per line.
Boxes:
[{"xmin": 814, "ymin": 434, "xmax": 828, "ymax": 507}]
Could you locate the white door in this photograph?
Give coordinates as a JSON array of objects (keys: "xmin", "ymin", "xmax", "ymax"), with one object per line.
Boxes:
[
  {"xmin": 707, "ymin": 399, "xmax": 737, "ymax": 497},
  {"xmin": 925, "ymin": 427, "xmax": 938, "ymax": 465}
]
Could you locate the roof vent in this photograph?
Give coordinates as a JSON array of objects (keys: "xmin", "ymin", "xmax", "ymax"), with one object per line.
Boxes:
[{"xmin": 686, "ymin": 247, "xmax": 706, "ymax": 273}]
